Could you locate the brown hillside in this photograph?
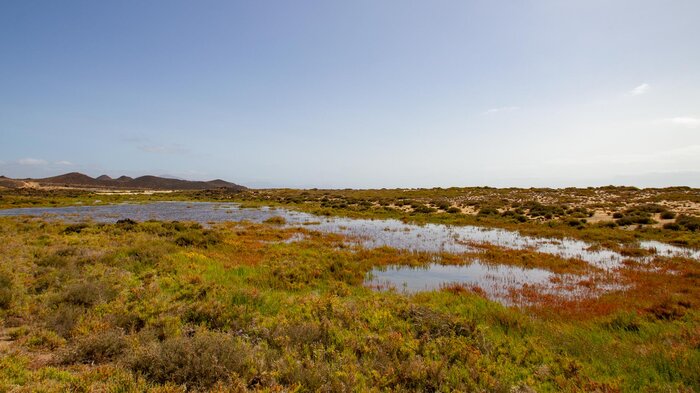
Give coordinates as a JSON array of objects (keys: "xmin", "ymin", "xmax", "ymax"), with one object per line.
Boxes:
[{"xmin": 4, "ymin": 173, "xmax": 245, "ymax": 191}]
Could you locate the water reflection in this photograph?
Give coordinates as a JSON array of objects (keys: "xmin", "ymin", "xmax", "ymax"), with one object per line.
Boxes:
[
  {"xmin": 365, "ymin": 262, "xmax": 623, "ymax": 304},
  {"xmin": 366, "ymin": 262, "xmax": 552, "ymax": 297}
]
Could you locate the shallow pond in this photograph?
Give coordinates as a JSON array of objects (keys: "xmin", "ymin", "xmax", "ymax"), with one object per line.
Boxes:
[
  {"xmin": 366, "ymin": 262, "xmax": 553, "ymax": 300},
  {"xmin": 365, "ymin": 261, "xmax": 625, "ymax": 305},
  {"xmin": 2, "ymin": 202, "xmax": 697, "ymax": 269}
]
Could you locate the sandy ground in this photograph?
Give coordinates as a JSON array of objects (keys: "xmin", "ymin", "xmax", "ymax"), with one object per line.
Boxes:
[
  {"xmin": 8, "ymin": 182, "xmax": 179, "ymax": 194},
  {"xmin": 587, "ymin": 211, "xmax": 614, "ymax": 223}
]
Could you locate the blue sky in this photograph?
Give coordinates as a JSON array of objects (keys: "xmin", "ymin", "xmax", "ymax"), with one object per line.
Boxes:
[{"xmin": 1, "ymin": 1, "xmax": 699, "ymax": 188}]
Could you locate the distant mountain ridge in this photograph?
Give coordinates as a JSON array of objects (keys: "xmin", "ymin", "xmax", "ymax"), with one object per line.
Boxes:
[{"xmin": 0, "ymin": 172, "xmax": 245, "ymax": 191}]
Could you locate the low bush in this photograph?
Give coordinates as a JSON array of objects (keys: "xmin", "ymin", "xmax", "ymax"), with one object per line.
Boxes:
[
  {"xmin": 62, "ymin": 281, "xmax": 116, "ymax": 307},
  {"xmin": 174, "ymin": 229, "xmax": 222, "ymax": 247},
  {"xmin": 660, "ymin": 211, "xmax": 676, "ymax": 220},
  {"xmin": 61, "ymin": 330, "xmax": 127, "ymax": 364},
  {"xmin": 615, "ymin": 205, "xmax": 672, "ymax": 226},
  {"xmin": 36, "ymin": 253, "xmax": 71, "ymax": 268},
  {"xmin": 501, "ymin": 210, "xmax": 528, "ymax": 222},
  {"xmin": 412, "ymin": 204, "xmax": 437, "ymax": 214},
  {"xmin": 46, "ymin": 303, "xmax": 84, "ymax": 337},
  {"xmin": 432, "ymin": 200, "xmax": 452, "ymax": 210},
  {"xmin": 400, "ymin": 305, "xmax": 476, "ymax": 339},
  {"xmin": 675, "ymin": 215, "xmax": 700, "ymax": 231},
  {"xmin": 567, "ymin": 206, "xmax": 593, "ymax": 218},
  {"xmin": 634, "ymin": 204, "xmax": 669, "ymax": 214},
  {"xmin": 477, "ymin": 207, "xmax": 499, "ymax": 216},
  {"xmin": 183, "ymin": 300, "xmax": 231, "ymax": 329},
  {"xmin": 109, "ymin": 310, "xmax": 146, "ymax": 333},
  {"xmin": 120, "ymin": 244, "xmax": 168, "ymax": 272},
  {"xmin": 62, "ymin": 223, "xmax": 89, "ymax": 234},
  {"xmin": 615, "ymin": 210, "xmax": 655, "ymax": 226},
  {"xmin": 26, "ymin": 329, "xmax": 66, "ymax": 350},
  {"xmin": 522, "ymin": 201, "xmax": 565, "ymax": 218},
  {"xmin": 663, "ymin": 222, "xmax": 681, "ymax": 231},
  {"xmin": 263, "ymin": 216, "xmax": 286, "ymax": 225},
  {"xmin": 0, "ymin": 272, "xmax": 12, "ymax": 309},
  {"xmin": 115, "ymin": 218, "xmax": 138, "ymax": 231},
  {"xmin": 127, "ymin": 331, "xmax": 255, "ymax": 389},
  {"xmin": 566, "ymin": 219, "xmax": 585, "ymax": 228}
]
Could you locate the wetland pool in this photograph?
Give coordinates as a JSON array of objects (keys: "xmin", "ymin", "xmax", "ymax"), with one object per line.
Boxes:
[{"xmin": 1, "ymin": 201, "xmax": 696, "ymax": 301}]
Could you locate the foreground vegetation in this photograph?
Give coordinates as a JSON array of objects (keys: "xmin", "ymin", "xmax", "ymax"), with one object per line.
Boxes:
[{"xmin": 1, "ymin": 214, "xmax": 699, "ymax": 392}]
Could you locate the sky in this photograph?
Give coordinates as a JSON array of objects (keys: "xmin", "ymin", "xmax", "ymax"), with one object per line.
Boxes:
[{"xmin": 1, "ymin": 0, "xmax": 699, "ymax": 188}]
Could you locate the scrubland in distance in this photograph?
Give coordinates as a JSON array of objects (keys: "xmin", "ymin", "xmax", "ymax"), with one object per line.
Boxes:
[{"xmin": 3, "ymin": 186, "xmax": 699, "ymax": 248}]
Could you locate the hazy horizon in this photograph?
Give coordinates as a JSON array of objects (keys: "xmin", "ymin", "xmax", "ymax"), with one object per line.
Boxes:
[{"xmin": 2, "ymin": 1, "xmax": 699, "ymax": 188}]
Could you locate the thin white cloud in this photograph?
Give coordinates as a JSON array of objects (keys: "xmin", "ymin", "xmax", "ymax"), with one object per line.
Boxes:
[
  {"xmin": 666, "ymin": 116, "xmax": 700, "ymax": 128},
  {"xmin": 18, "ymin": 158, "xmax": 48, "ymax": 166},
  {"xmin": 629, "ymin": 83, "xmax": 650, "ymax": 96},
  {"xmin": 55, "ymin": 160, "xmax": 74, "ymax": 166},
  {"xmin": 484, "ymin": 106, "xmax": 520, "ymax": 115},
  {"xmin": 547, "ymin": 144, "xmax": 700, "ymax": 167}
]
